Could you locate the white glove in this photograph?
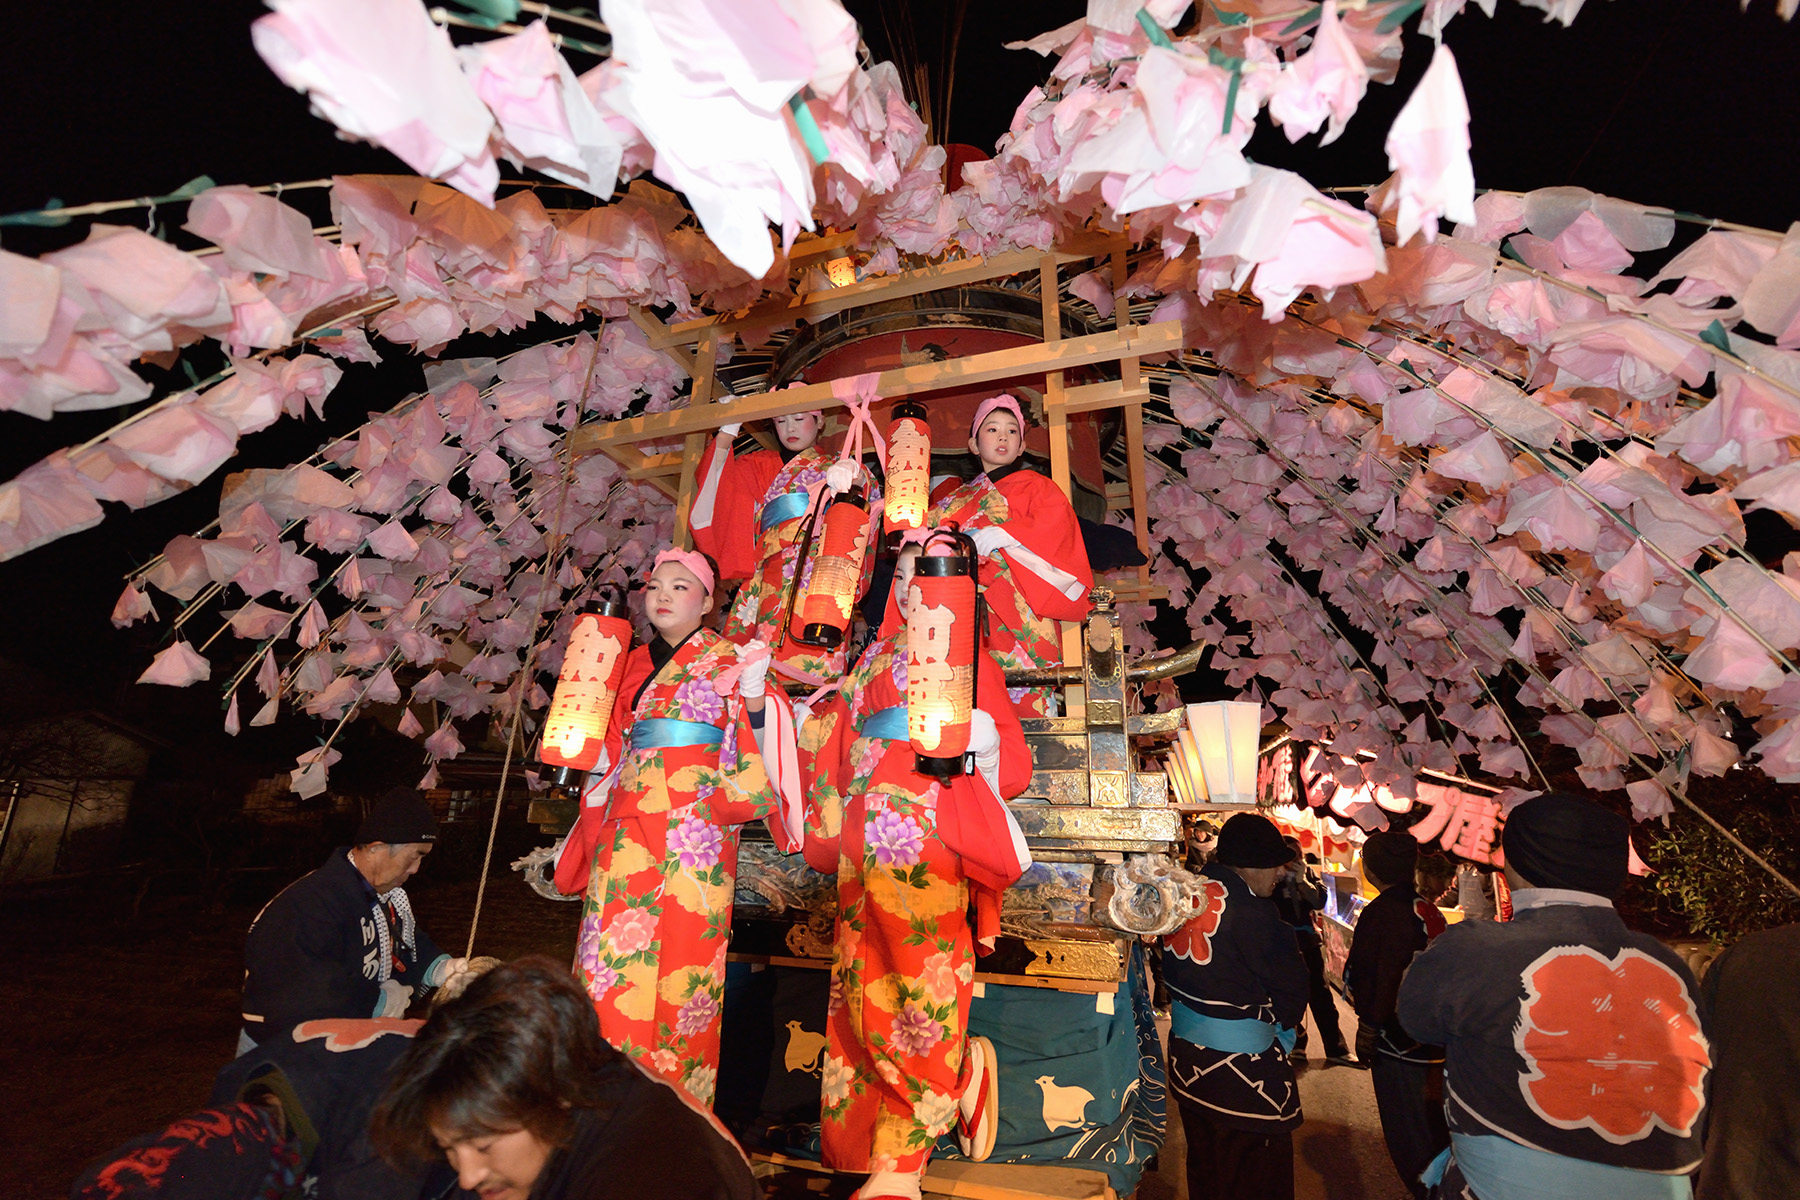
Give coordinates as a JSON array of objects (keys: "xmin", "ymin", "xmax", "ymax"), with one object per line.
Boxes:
[
  {"xmin": 969, "ymin": 709, "xmax": 1000, "ymax": 756},
  {"xmin": 738, "ymin": 642, "xmax": 772, "ymax": 699},
  {"xmin": 719, "ymin": 422, "xmax": 742, "ymax": 437},
  {"xmin": 439, "ymin": 955, "xmax": 470, "ymax": 985},
  {"xmin": 969, "ymin": 709, "xmax": 1002, "ymax": 795},
  {"xmin": 579, "ymin": 767, "xmax": 611, "ymax": 809},
  {"xmin": 825, "ymin": 460, "xmax": 858, "ymax": 494},
  {"xmin": 969, "ymin": 526, "xmax": 1014, "ymax": 557},
  {"xmin": 377, "ymin": 979, "xmax": 414, "ymax": 1018}
]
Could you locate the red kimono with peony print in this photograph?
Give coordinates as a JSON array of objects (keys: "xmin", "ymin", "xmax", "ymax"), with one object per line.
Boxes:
[
  {"xmin": 553, "ymin": 628, "xmax": 800, "ymax": 1107},
  {"xmin": 798, "ymin": 615, "xmax": 1032, "ymax": 1173}
]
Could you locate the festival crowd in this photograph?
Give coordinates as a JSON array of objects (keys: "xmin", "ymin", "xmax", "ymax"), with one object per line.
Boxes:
[{"xmin": 68, "ymin": 400, "xmax": 1795, "ymax": 1200}]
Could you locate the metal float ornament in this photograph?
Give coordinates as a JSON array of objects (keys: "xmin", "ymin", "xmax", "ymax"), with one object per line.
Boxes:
[
  {"xmin": 907, "ymin": 530, "xmax": 979, "ymax": 778},
  {"xmin": 793, "ymin": 484, "xmax": 870, "ymax": 649},
  {"xmin": 538, "ymin": 587, "xmax": 633, "ymax": 788},
  {"xmin": 883, "ymin": 399, "xmax": 932, "ymax": 538}
]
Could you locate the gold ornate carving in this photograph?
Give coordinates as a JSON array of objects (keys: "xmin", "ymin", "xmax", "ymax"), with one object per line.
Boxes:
[{"xmin": 1023, "ymin": 938, "xmax": 1126, "ymax": 981}]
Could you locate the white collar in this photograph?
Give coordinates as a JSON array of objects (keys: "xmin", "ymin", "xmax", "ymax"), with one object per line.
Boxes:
[{"xmin": 1512, "ymin": 887, "xmax": 1614, "ymax": 910}]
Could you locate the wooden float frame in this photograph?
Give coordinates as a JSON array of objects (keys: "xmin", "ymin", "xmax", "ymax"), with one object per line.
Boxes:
[{"xmin": 568, "ymin": 231, "xmax": 1175, "ymax": 708}]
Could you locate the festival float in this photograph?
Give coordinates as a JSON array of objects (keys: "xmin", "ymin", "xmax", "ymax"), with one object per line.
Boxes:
[{"xmin": 5, "ymin": 0, "xmax": 1800, "ymax": 1195}]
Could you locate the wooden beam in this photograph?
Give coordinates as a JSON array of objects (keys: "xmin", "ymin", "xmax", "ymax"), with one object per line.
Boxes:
[
  {"xmin": 647, "ymin": 233, "xmax": 1116, "ymax": 350},
  {"xmin": 569, "ymin": 321, "xmax": 1182, "ymax": 456},
  {"xmin": 626, "ymin": 452, "xmax": 684, "ymax": 479},
  {"xmin": 784, "ymin": 229, "xmax": 861, "ymax": 264},
  {"xmin": 600, "ymin": 442, "xmax": 678, "ymax": 498},
  {"xmin": 671, "ymin": 335, "xmax": 719, "ymax": 546},
  {"xmin": 1061, "ymin": 380, "xmax": 1149, "ymax": 415},
  {"xmin": 1110, "ymin": 230, "xmax": 1140, "ymax": 394},
  {"xmin": 1103, "ymin": 578, "xmax": 1169, "ymax": 604},
  {"xmin": 1124, "ymin": 399, "xmax": 1153, "ymax": 588},
  {"xmin": 628, "ymin": 305, "xmax": 693, "ymax": 376}
]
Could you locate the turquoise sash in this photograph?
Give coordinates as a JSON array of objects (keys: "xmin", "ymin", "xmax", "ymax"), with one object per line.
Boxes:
[
  {"xmin": 629, "ymin": 718, "xmax": 725, "ymax": 751},
  {"xmin": 1170, "ymin": 1003, "xmax": 1296, "ymax": 1056},
  {"xmin": 1424, "ymin": 1133, "xmax": 1691, "ymax": 1200},
  {"xmin": 860, "ymin": 705, "xmax": 909, "ymax": 742},
  {"xmin": 760, "ymin": 491, "xmax": 810, "ymax": 534}
]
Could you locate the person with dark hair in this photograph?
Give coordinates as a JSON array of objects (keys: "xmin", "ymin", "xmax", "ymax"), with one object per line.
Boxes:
[
  {"xmin": 373, "ymin": 956, "xmax": 758, "ymax": 1200},
  {"xmin": 71, "ymin": 966, "xmax": 502, "ymax": 1200},
  {"xmin": 1162, "ymin": 812, "xmax": 1309, "ymax": 1200},
  {"xmin": 1270, "ymin": 835, "xmax": 1352, "ymax": 1067},
  {"xmin": 927, "ymin": 394, "xmax": 1093, "ymax": 716},
  {"xmin": 240, "ymin": 787, "xmax": 466, "ymax": 1051},
  {"xmin": 552, "ymin": 548, "xmax": 801, "ymax": 1106},
  {"xmin": 1413, "ymin": 852, "xmax": 1456, "ymax": 907},
  {"xmin": 1398, "ymin": 792, "xmax": 1712, "ymax": 1200},
  {"xmin": 1697, "ymin": 922, "xmax": 1800, "ymax": 1199},
  {"xmin": 1344, "ymin": 832, "xmax": 1448, "ymax": 1199}
]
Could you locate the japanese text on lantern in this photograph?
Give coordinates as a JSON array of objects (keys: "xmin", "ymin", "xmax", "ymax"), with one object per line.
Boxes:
[
  {"xmin": 797, "ymin": 503, "xmax": 868, "ymax": 634},
  {"xmin": 907, "ymin": 587, "xmax": 971, "ymax": 752},
  {"xmin": 541, "ymin": 617, "xmax": 628, "ymax": 771},
  {"xmin": 884, "ymin": 415, "xmax": 932, "ymax": 532}
]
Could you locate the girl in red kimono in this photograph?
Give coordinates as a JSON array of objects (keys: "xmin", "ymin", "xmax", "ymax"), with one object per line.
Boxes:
[
  {"xmin": 690, "ymin": 410, "xmax": 875, "ymax": 685},
  {"xmin": 927, "ymin": 394, "xmax": 1094, "ymax": 715},
  {"xmin": 800, "ymin": 540, "xmax": 1035, "ymax": 1200},
  {"xmin": 553, "ymin": 549, "xmax": 801, "ymax": 1108}
]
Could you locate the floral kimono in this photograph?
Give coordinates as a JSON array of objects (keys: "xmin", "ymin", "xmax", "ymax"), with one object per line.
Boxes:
[
  {"xmin": 555, "ymin": 627, "xmax": 797, "ymax": 1106},
  {"xmin": 694, "ymin": 434, "xmax": 879, "ymax": 686},
  {"xmin": 799, "ymin": 620, "xmax": 1032, "ymax": 1174},
  {"xmin": 928, "ymin": 463, "xmax": 1093, "ymax": 715}
]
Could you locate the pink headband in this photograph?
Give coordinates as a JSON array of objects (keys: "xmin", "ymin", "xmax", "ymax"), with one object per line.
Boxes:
[
  {"xmin": 652, "ymin": 548, "xmax": 715, "ymax": 595},
  {"xmin": 971, "ymin": 393, "xmax": 1025, "ymax": 435}
]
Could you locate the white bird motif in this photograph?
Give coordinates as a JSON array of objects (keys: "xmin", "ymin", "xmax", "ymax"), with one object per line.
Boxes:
[
  {"xmin": 1035, "ymin": 1075, "xmax": 1095, "ymax": 1132},
  {"xmin": 784, "ymin": 1020, "xmax": 829, "ymax": 1075}
]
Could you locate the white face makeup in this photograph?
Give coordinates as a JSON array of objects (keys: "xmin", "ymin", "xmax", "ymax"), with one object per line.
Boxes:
[
  {"xmin": 645, "ymin": 560, "xmax": 713, "ymax": 641},
  {"xmin": 893, "ymin": 547, "xmax": 922, "ymax": 620},
  {"xmin": 968, "ymin": 409, "xmax": 1022, "ymax": 473},
  {"xmin": 773, "ymin": 411, "xmax": 823, "ymax": 452}
]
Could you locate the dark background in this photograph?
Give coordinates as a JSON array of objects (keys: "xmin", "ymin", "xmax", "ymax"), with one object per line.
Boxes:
[{"xmin": 1, "ymin": 0, "xmax": 1797, "ymax": 738}]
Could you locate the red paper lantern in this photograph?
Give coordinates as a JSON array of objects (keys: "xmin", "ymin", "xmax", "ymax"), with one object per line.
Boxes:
[
  {"xmin": 793, "ymin": 486, "xmax": 869, "ymax": 648},
  {"xmin": 907, "ymin": 534, "xmax": 977, "ymax": 778},
  {"xmin": 539, "ymin": 592, "xmax": 633, "ymax": 781},
  {"xmin": 884, "ymin": 399, "xmax": 932, "ymax": 536}
]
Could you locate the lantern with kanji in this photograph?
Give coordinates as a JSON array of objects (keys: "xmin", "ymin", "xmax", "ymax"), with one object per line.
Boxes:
[
  {"xmin": 883, "ymin": 399, "xmax": 932, "ymax": 537},
  {"xmin": 538, "ymin": 589, "xmax": 633, "ymax": 788},
  {"xmin": 792, "ymin": 485, "xmax": 870, "ymax": 648},
  {"xmin": 907, "ymin": 533, "xmax": 978, "ymax": 778}
]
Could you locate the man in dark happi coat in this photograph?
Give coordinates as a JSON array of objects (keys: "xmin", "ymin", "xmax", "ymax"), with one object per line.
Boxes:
[
  {"xmin": 1398, "ymin": 792, "xmax": 1711, "ymax": 1200},
  {"xmin": 241, "ymin": 789, "xmax": 462, "ymax": 1050},
  {"xmin": 1344, "ymin": 831, "xmax": 1448, "ymax": 1199},
  {"xmin": 1162, "ymin": 812, "xmax": 1309, "ymax": 1200}
]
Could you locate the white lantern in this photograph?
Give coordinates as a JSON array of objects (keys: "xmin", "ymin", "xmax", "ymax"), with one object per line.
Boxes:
[
  {"xmin": 1184, "ymin": 701, "xmax": 1262, "ymax": 805},
  {"xmin": 1166, "ymin": 746, "xmax": 1198, "ymax": 805}
]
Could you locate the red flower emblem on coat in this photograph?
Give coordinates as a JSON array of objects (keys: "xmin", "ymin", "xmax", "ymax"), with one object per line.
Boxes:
[
  {"xmin": 1413, "ymin": 897, "xmax": 1446, "ymax": 940},
  {"xmin": 1166, "ymin": 879, "xmax": 1230, "ymax": 965},
  {"xmin": 292, "ymin": 1017, "xmax": 422, "ymax": 1051},
  {"xmin": 1515, "ymin": 946, "xmax": 1710, "ymax": 1143}
]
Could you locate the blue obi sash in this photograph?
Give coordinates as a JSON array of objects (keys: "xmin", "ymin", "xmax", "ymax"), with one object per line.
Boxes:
[
  {"xmin": 860, "ymin": 705, "xmax": 909, "ymax": 742},
  {"xmin": 1423, "ymin": 1133, "xmax": 1691, "ymax": 1200},
  {"xmin": 629, "ymin": 718, "xmax": 725, "ymax": 751},
  {"xmin": 1171, "ymin": 1002, "xmax": 1297, "ymax": 1056},
  {"xmin": 760, "ymin": 491, "xmax": 810, "ymax": 534}
]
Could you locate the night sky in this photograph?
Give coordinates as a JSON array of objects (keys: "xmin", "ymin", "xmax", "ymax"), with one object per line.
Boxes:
[{"xmin": 1, "ymin": 0, "xmax": 1797, "ymax": 748}]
